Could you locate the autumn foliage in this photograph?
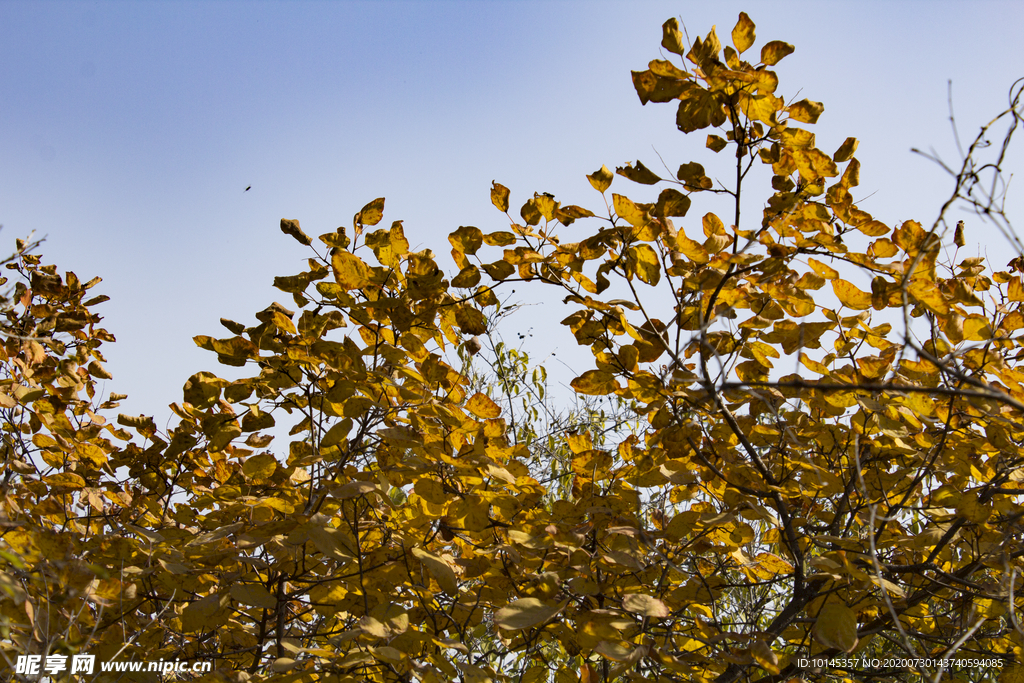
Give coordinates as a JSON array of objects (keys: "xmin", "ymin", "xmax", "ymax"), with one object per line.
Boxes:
[{"xmin": 3, "ymin": 12, "xmax": 1024, "ymax": 683}]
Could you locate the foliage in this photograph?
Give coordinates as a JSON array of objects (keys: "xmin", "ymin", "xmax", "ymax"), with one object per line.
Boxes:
[{"xmin": 3, "ymin": 12, "xmax": 1024, "ymax": 683}]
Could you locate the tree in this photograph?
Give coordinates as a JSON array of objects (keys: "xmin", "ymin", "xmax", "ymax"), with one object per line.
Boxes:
[{"xmin": 2, "ymin": 11, "xmax": 1024, "ymax": 683}]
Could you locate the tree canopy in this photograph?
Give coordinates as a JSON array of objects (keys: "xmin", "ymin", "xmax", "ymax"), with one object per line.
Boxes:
[{"xmin": 2, "ymin": 11, "xmax": 1024, "ymax": 683}]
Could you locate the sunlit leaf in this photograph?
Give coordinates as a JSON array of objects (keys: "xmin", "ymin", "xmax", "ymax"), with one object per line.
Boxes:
[
  {"xmin": 587, "ymin": 165, "xmax": 614, "ymax": 193},
  {"xmin": 731, "ymin": 12, "xmax": 755, "ymax": 54},
  {"xmin": 813, "ymin": 604, "xmax": 859, "ymax": 653},
  {"xmin": 493, "ymin": 598, "xmax": 564, "ymax": 630},
  {"xmin": 622, "ymin": 593, "xmax": 670, "ymax": 618},
  {"xmin": 760, "ymin": 40, "xmax": 794, "ymax": 66}
]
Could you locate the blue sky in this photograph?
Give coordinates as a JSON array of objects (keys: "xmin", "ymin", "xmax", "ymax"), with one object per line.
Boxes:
[{"xmin": 1, "ymin": 0, "xmax": 1022, "ymax": 424}]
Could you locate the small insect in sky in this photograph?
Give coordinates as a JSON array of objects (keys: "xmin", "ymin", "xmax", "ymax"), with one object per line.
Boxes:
[{"xmin": 245, "ymin": 186, "xmax": 251, "ymax": 192}]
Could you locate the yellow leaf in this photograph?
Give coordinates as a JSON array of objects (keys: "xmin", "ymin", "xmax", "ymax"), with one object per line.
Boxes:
[
  {"xmin": 466, "ymin": 392, "xmax": 501, "ymax": 419},
  {"xmin": 490, "ymin": 181, "xmax": 510, "ymax": 212},
  {"xmin": 702, "ymin": 212, "xmax": 725, "ymax": 237},
  {"xmin": 749, "ymin": 640, "xmax": 779, "ymax": 674},
  {"xmin": 788, "ymin": 99, "xmax": 824, "ymax": 124},
  {"xmin": 594, "ymin": 640, "xmax": 634, "ymax": 662},
  {"xmin": 87, "ymin": 360, "xmax": 112, "ymax": 380},
  {"xmin": 567, "ymin": 432, "xmax": 593, "ymax": 454},
  {"xmin": 731, "ymin": 12, "xmax": 755, "ymax": 54},
  {"xmin": 452, "ymin": 496, "xmax": 490, "ymax": 531},
  {"xmin": 483, "ymin": 231, "xmax": 516, "ymax": 247},
  {"xmin": 587, "ymin": 165, "xmax": 614, "ymax": 193},
  {"xmin": 334, "ymin": 480, "xmax": 378, "ymax": 498},
  {"xmin": 661, "ymin": 17, "xmax": 685, "ymax": 55},
  {"xmin": 631, "ymin": 244, "xmax": 661, "ymax": 286},
  {"xmin": 975, "ymin": 597, "xmax": 1006, "ymax": 619},
  {"xmin": 331, "ymin": 250, "xmax": 370, "ymax": 290},
  {"xmin": 242, "ymin": 452, "xmax": 278, "ymax": 481},
  {"xmin": 494, "ymin": 598, "xmax": 564, "ymax": 630},
  {"xmin": 622, "ymin": 593, "xmax": 670, "ymax": 618},
  {"xmin": 907, "ymin": 278, "xmax": 949, "ymax": 315},
  {"xmin": 1009, "ymin": 276, "xmax": 1024, "ymax": 301},
  {"xmin": 271, "ymin": 658, "xmax": 296, "ymax": 673},
  {"xmin": 760, "ymin": 40, "xmax": 794, "ymax": 66},
  {"xmin": 355, "ymin": 197, "xmax": 385, "ymax": 226},
  {"xmin": 449, "ymin": 226, "xmax": 483, "ymax": 255},
  {"xmin": 321, "ymin": 420, "xmax": 350, "ymax": 448},
  {"xmin": 955, "ymin": 491, "xmax": 992, "ymax": 523},
  {"xmin": 868, "ymin": 238, "xmax": 898, "ymax": 259},
  {"xmin": 307, "ymin": 523, "xmax": 354, "ymax": 561},
  {"xmin": 571, "ymin": 370, "xmax": 619, "ymax": 396},
  {"xmin": 834, "ymin": 137, "xmax": 859, "ymax": 162},
  {"xmin": 411, "ymin": 547, "xmax": 459, "ymax": 595},
  {"xmin": 813, "ymin": 603, "xmax": 859, "ymax": 653},
  {"xmin": 44, "ymin": 472, "xmax": 86, "ymax": 490},
  {"xmin": 181, "ymin": 593, "xmax": 230, "ymax": 633},
  {"xmin": 832, "ymin": 279, "xmax": 871, "ymax": 310},
  {"xmin": 963, "ymin": 314, "xmax": 993, "ymax": 341},
  {"xmin": 230, "ymin": 583, "xmax": 277, "ymax": 609},
  {"xmin": 613, "ymin": 193, "xmax": 649, "ymax": 227},
  {"xmin": 855, "ymin": 220, "xmax": 890, "ymax": 237}
]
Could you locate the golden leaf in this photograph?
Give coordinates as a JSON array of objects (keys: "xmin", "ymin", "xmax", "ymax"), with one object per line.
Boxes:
[
  {"xmin": 622, "ymin": 593, "xmax": 670, "ymax": 618},
  {"xmin": 493, "ymin": 598, "xmax": 564, "ymax": 630},
  {"xmin": 731, "ymin": 12, "xmax": 755, "ymax": 54},
  {"xmin": 411, "ymin": 547, "xmax": 459, "ymax": 596},
  {"xmin": 466, "ymin": 392, "xmax": 501, "ymax": 419},
  {"xmin": 490, "ymin": 181, "xmax": 510, "ymax": 212},
  {"xmin": 832, "ymin": 279, "xmax": 872, "ymax": 310},
  {"xmin": 587, "ymin": 165, "xmax": 614, "ymax": 193},
  {"xmin": 230, "ymin": 583, "xmax": 277, "ymax": 610},
  {"xmin": 331, "ymin": 250, "xmax": 370, "ymax": 290},
  {"xmin": 760, "ymin": 40, "xmax": 794, "ymax": 66},
  {"xmin": 813, "ymin": 603, "xmax": 859, "ymax": 653}
]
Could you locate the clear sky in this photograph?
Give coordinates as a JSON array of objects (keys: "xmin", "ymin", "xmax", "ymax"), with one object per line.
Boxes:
[{"xmin": 1, "ymin": 0, "xmax": 1022, "ymax": 425}]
